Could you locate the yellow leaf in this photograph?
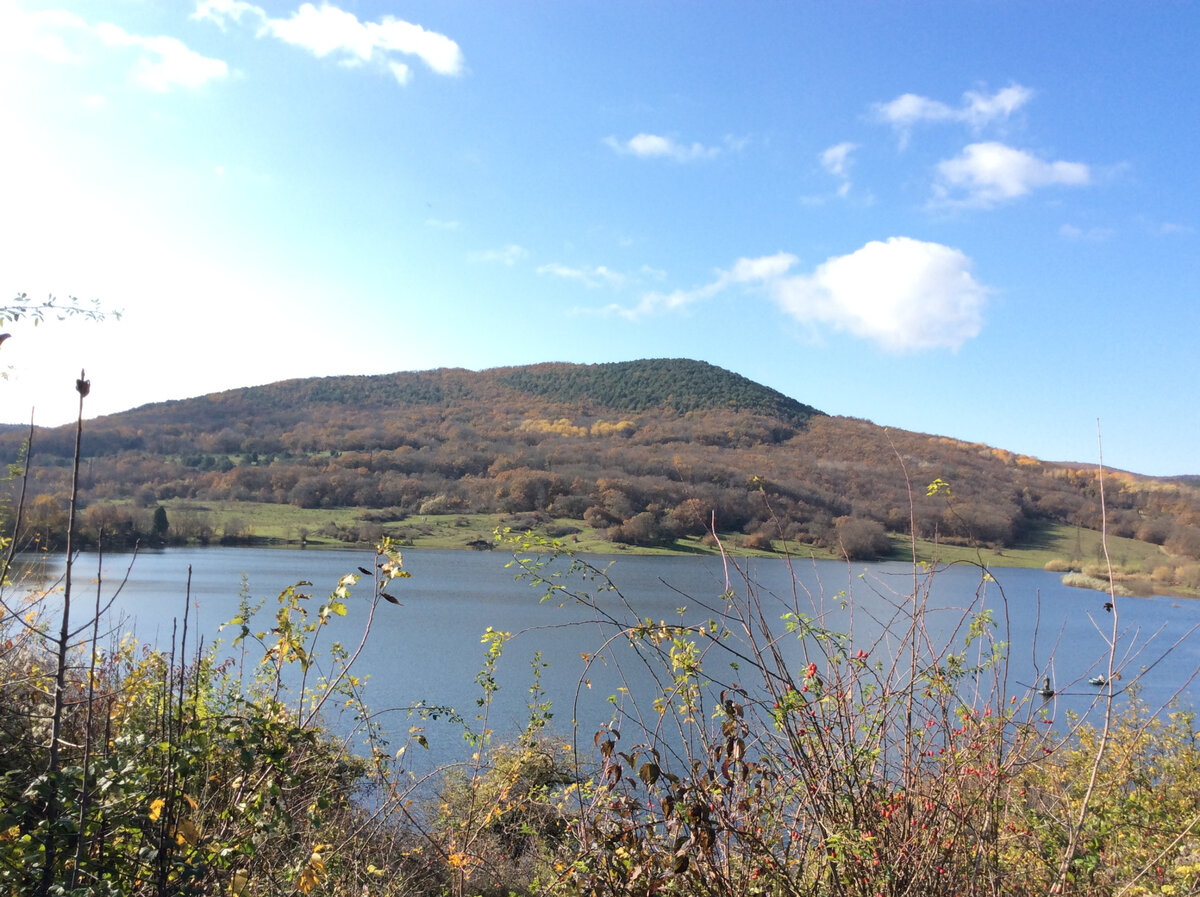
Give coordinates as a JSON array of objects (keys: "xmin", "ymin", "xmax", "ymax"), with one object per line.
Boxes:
[
  {"xmin": 174, "ymin": 818, "xmax": 200, "ymax": 846},
  {"xmin": 297, "ymin": 852, "xmax": 326, "ymax": 894},
  {"xmin": 148, "ymin": 798, "xmax": 165, "ymax": 822}
]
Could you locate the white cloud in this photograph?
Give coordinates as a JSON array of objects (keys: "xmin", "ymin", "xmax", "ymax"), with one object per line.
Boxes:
[
  {"xmin": 820, "ymin": 142, "xmax": 857, "ymax": 196},
  {"xmin": 613, "ymin": 252, "xmax": 798, "ymax": 319},
  {"xmin": 605, "ymin": 133, "xmax": 722, "ymax": 162},
  {"xmin": 874, "ymin": 93, "xmax": 956, "ymax": 129},
  {"xmin": 614, "ymin": 240, "xmax": 985, "ymax": 351},
  {"xmin": 933, "ymin": 142, "xmax": 1090, "ymax": 208},
  {"xmin": 94, "ymin": 24, "xmax": 228, "ymax": 91},
  {"xmin": 267, "ymin": 4, "xmax": 375, "ymax": 61},
  {"xmin": 192, "ymin": 0, "xmax": 265, "ymax": 29},
  {"xmin": 1060, "ymin": 223, "xmax": 1114, "ymax": 241},
  {"xmin": 962, "ymin": 84, "xmax": 1034, "ymax": 128},
  {"xmin": 368, "ymin": 16, "xmax": 463, "ymax": 76},
  {"xmin": 195, "ymin": 1, "xmax": 463, "ymax": 83},
  {"xmin": 819, "ymin": 142, "xmax": 856, "ymax": 178},
  {"xmin": 2, "ymin": 5, "xmax": 226, "ymax": 90},
  {"xmin": 537, "ymin": 263, "xmax": 625, "ymax": 289},
  {"xmin": 727, "ymin": 253, "xmax": 798, "ymax": 283},
  {"xmin": 471, "ymin": 244, "xmax": 528, "ymax": 266},
  {"xmin": 874, "ymin": 83, "xmax": 1033, "ymax": 146},
  {"xmin": 388, "ymin": 60, "xmax": 410, "ymax": 85},
  {"xmin": 769, "ymin": 238, "xmax": 987, "ymax": 351}
]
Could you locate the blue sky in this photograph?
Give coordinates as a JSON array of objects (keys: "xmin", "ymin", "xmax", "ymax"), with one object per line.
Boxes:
[{"xmin": 1, "ymin": 1, "xmax": 1196, "ymax": 477}]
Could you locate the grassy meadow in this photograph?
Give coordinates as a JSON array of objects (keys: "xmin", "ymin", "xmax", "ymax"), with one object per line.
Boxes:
[{"xmin": 155, "ymin": 498, "xmax": 1181, "ymax": 579}]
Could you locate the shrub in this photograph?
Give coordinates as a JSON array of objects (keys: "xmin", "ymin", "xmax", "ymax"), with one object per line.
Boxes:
[
  {"xmin": 0, "ymin": 542, "xmax": 420, "ymax": 897},
  {"xmin": 832, "ymin": 515, "xmax": 891, "ymax": 559},
  {"xmin": 741, "ymin": 530, "xmax": 774, "ymax": 551}
]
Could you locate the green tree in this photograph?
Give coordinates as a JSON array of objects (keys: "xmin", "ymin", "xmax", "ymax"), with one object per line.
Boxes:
[{"xmin": 151, "ymin": 504, "xmax": 169, "ymax": 539}]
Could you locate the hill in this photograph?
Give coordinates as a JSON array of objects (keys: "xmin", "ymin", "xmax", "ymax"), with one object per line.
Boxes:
[{"xmin": 2, "ymin": 359, "xmax": 1198, "ymax": 585}]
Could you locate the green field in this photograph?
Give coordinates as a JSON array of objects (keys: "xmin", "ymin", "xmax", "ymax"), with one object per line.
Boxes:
[{"xmin": 158, "ymin": 499, "xmax": 1174, "ymax": 572}]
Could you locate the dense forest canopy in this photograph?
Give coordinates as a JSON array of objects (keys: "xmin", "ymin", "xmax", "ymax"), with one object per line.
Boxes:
[{"xmin": 3, "ymin": 358, "xmax": 1198, "ymax": 569}]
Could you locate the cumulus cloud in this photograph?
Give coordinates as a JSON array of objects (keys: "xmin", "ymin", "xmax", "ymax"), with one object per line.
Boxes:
[
  {"xmin": 875, "ymin": 83, "xmax": 1033, "ymax": 146},
  {"xmin": 769, "ymin": 238, "xmax": 986, "ymax": 351},
  {"xmin": 193, "ymin": 0, "xmax": 463, "ymax": 84},
  {"xmin": 933, "ymin": 142, "xmax": 1090, "ymax": 208},
  {"xmin": 615, "ymin": 240, "xmax": 986, "ymax": 352},
  {"xmin": 3, "ymin": 6, "xmax": 227, "ymax": 90},
  {"xmin": 604, "ymin": 133, "xmax": 722, "ymax": 162}
]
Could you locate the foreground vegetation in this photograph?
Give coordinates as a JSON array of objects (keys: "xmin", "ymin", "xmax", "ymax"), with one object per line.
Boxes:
[{"xmin": 4, "ymin": 526, "xmax": 1200, "ymax": 896}]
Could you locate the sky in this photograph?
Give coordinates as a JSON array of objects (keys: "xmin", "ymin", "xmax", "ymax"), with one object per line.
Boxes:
[{"xmin": 1, "ymin": 1, "xmax": 1197, "ymax": 477}]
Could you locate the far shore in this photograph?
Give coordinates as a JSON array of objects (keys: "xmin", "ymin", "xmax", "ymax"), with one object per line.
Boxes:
[{"xmin": 33, "ymin": 501, "xmax": 1198, "ymax": 600}]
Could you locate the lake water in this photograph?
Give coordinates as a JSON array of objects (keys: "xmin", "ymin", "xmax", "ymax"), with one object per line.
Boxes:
[{"xmin": 11, "ymin": 546, "xmax": 1200, "ymax": 767}]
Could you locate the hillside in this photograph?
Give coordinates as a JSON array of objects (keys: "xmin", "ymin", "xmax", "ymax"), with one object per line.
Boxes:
[{"xmin": 2, "ymin": 359, "xmax": 1198, "ymax": 583}]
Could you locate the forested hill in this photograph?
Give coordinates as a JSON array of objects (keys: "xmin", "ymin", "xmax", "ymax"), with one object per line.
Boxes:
[
  {"xmin": 71, "ymin": 359, "xmax": 821, "ymax": 432},
  {"xmin": 3, "ymin": 359, "xmax": 1199, "ymax": 579},
  {"xmin": 495, "ymin": 360, "xmax": 819, "ymax": 421}
]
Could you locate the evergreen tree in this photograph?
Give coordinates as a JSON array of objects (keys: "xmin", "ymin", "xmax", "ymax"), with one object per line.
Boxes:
[{"xmin": 151, "ymin": 505, "xmax": 169, "ymax": 539}]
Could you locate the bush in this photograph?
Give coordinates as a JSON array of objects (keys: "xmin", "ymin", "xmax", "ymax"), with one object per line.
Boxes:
[
  {"xmin": 832, "ymin": 515, "xmax": 891, "ymax": 559},
  {"xmin": 498, "ymin": 530, "xmax": 1200, "ymax": 897},
  {"xmin": 0, "ymin": 542, "xmax": 420, "ymax": 897},
  {"xmin": 741, "ymin": 530, "xmax": 774, "ymax": 551}
]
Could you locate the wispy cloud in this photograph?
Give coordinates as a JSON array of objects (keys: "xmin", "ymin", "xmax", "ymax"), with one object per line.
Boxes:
[
  {"xmin": 193, "ymin": 1, "xmax": 463, "ymax": 85},
  {"xmin": 192, "ymin": 0, "xmax": 262, "ymax": 29},
  {"xmin": 94, "ymin": 23, "xmax": 229, "ymax": 91},
  {"xmin": 613, "ymin": 252, "xmax": 797, "ymax": 319},
  {"xmin": 537, "ymin": 263, "xmax": 625, "ymax": 289},
  {"xmin": 820, "ymin": 142, "xmax": 857, "ymax": 197},
  {"xmin": 874, "ymin": 83, "xmax": 1033, "ymax": 147},
  {"xmin": 613, "ymin": 239, "xmax": 987, "ymax": 352},
  {"xmin": 1152, "ymin": 220, "xmax": 1195, "ymax": 236},
  {"xmin": 1059, "ymin": 223, "xmax": 1114, "ymax": 241},
  {"xmin": 5, "ymin": 6, "xmax": 227, "ymax": 91},
  {"xmin": 604, "ymin": 133, "xmax": 723, "ymax": 162},
  {"xmin": 471, "ymin": 244, "xmax": 528, "ymax": 266},
  {"xmin": 932, "ymin": 142, "xmax": 1090, "ymax": 208}
]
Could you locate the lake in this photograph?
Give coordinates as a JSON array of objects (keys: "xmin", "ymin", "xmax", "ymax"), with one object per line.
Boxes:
[{"xmin": 11, "ymin": 545, "xmax": 1200, "ymax": 767}]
